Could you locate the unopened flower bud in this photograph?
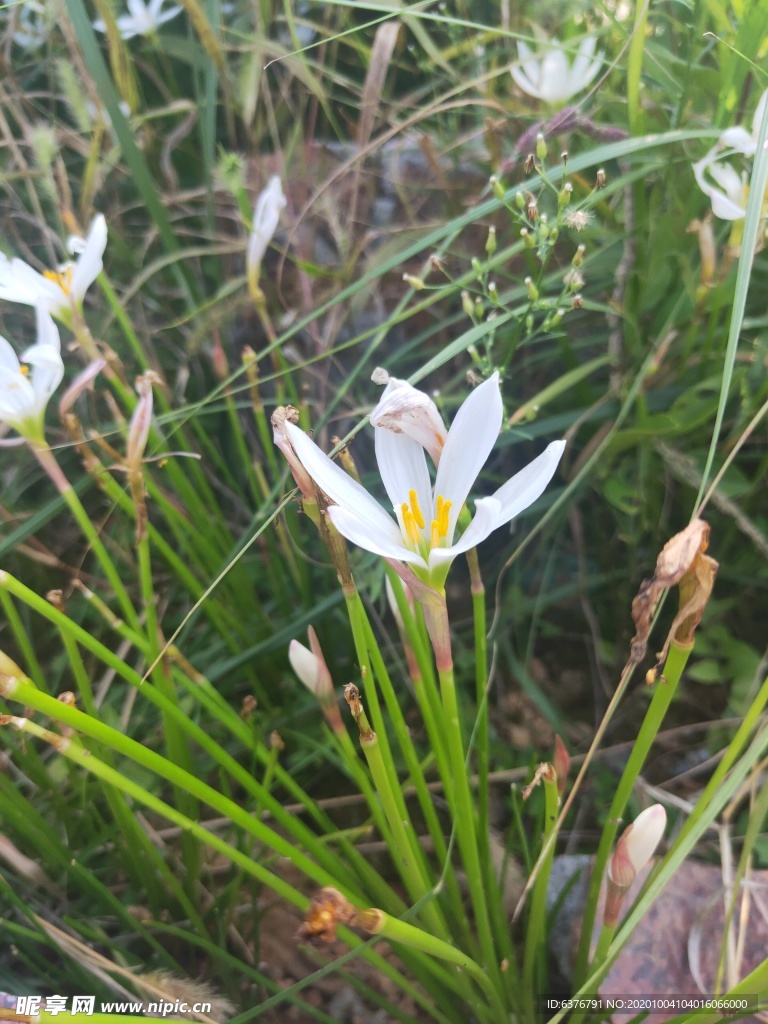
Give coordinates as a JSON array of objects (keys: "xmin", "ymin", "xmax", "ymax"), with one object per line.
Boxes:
[
  {"xmin": 596, "ymin": 168, "xmax": 606, "ymax": 189},
  {"xmin": 550, "ymin": 308, "xmax": 564, "ymax": 328},
  {"xmin": 247, "ymin": 175, "xmax": 287, "ymax": 299},
  {"xmin": 471, "ymin": 257, "xmax": 483, "ymax": 279},
  {"xmin": 520, "ymin": 227, "xmax": 534, "ymax": 249},
  {"xmin": 515, "ymin": 190, "xmax": 525, "ymax": 210},
  {"xmin": 538, "ymin": 218, "xmax": 550, "ymax": 241},
  {"xmin": 526, "ymin": 193, "xmax": 538, "ymax": 220},
  {"xmin": 126, "ymin": 372, "xmax": 159, "ymax": 472},
  {"xmin": 558, "ymin": 182, "xmax": 573, "ymax": 208},
  {"xmin": 485, "ymin": 226, "xmax": 497, "ymax": 255},
  {"xmin": 289, "ymin": 627, "xmax": 343, "ymax": 733},
  {"xmin": 403, "ymin": 273, "xmax": 425, "ymax": 290},
  {"xmin": 461, "ymin": 290, "xmax": 474, "ymax": 318},
  {"xmin": 609, "ymin": 804, "xmax": 666, "ymax": 888},
  {"xmin": 535, "ymin": 133, "xmax": 547, "ymax": 161},
  {"xmin": 490, "ymin": 175, "xmax": 505, "ymax": 201},
  {"xmin": 524, "ymin": 276, "xmax": 539, "ymax": 301},
  {"xmin": 572, "ymin": 243, "xmax": 586, "ymax": 267},
  {"xmin": 488, "ymin": 281, "xmax": 499, "ymax": 304}
]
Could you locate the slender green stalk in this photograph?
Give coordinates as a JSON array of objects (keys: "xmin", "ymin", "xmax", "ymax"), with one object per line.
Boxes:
[
  {"xmin": 522, "ymin": 766, "xmax": 560, "ymax": 1019},
  {"xmin": 363, "ymin": 909, "xmax": 508, "ymax": 1022},
  {"xmin": 33, "ymin": 444, "xmax": 140, "ymax": 630},
  {"xmin": 575, "ymin": 640, "xmax": 693, "ymax": 983}
]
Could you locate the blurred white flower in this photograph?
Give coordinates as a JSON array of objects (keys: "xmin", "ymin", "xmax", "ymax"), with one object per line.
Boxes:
[
  {"xmin": 11, "ymin": 0, "xmax": 52, "ymax": 49},
  {"xmin": 93, "ymin": 0, "xmax": 183, "ymax": 39},
  {"xmin": 0, "ymin": 304, "xmax": 63, "ymax": 445},
  {"xmin": 692, "ymin": 87, "xmax": 768, "ymax": 221},
  {"xmin": 511, "ymin": 35, "xmax": 602, "ymax": 105},
  {"xmin": 0, "ymin": 214, "xmax": 107, "ymax": 325},
  {"xmin": 247, "ymin": 175, "xmax": 287, "ymax": 297}
]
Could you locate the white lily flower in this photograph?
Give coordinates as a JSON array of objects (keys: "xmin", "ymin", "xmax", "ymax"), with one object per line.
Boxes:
[
  {"xmin": 692, "ymin": 87, "xmax": 768, "ymax": 221},
  {"xmin": 93, "ymin": 0, "xmax": 183, "ymax": 39},
  {"xmin": 511, "ymin": 35, "xmax": 602, "ymax": 105},
  {"xmin": 246, "ymin": 175, "xmax": 287, "ymax": 294},
  {"xmin": 0, "ymin": 304, "xmax": 63, "ymax": 445},
  {"xmin": 0, "ymin": 214, "xmax": 107, "ymax": 324},
  {"xmin": 285, "ymin": 373, "xmax": 565, "ymax": 589}
]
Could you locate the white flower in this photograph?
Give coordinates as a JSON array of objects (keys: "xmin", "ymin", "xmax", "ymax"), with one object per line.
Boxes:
[
  {"xmin": 609, "ymin": 804, "xmax": 667, "ymax": 888},
  {"xmin": 11, "ymin": 0, "xmax": 51, "ymax": 49},
  {"xmin": 0, "ymin": 304, "xmax": 63, "ymax": 445},
  {"xmin": 93, "ymin": 0, "xmax": 183, "ymax": 39},
  {"xmin": 285, "ymin": 373, "xmax": 565, "ymax": 589},
  {"xmin": 511, "ymin": 35, "xmax": 602, "ymax": 105},
  {"xmin": 0, "ymin": 214, "xmax": 107, "ymax": 324},
  {"xmin": 692, "ymin": 88, "xmax": 768, "ymax": 221},
  {"xmin": 246, "ymin": 176, "xmax": 287, "ymax": 293}
]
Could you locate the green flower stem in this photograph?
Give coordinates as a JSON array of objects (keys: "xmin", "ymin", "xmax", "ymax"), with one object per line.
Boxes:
[
  {"xmin": 575, "ymin": 640, "xmax": 693, "ymax": 983},
  {"xmin": 356, "ymin": 719, "xmax": 450, "ymax": 941},
  {"xmin": 344, "ymin": 590, "xmax": 430, "ymax": 880},
  {"xmin": 0, "ymin": 591, "xmax": 45, "ymax": 689},
  {"xmin": 33, "ymin": 443, "xmax": 140, "ymax": 631},
  {"xmin": 436, "ymin": 657, "xmax": 502, "ymax": 994},
  {"xmin": 466, "ymin": 548, "xmax": 490, "ymax": 863},
  {"xmin": 385, "ymin": 568, "xmax": 450, "ymax": 780},
  {"xmin": 522, "ymin": 767, "xmax": 560, "ymax": 1019},
  {"xmin": 364, "ymin": 909, "xmax": 508, "ymax": 1022},
  {"xmin": 136, "ymin": 527, "xmax": 199, "ymax": 886},
  {"xmin": 590, "ymin": 920, "xmax": 617, "ymax": 975},
  {"xmin": 359, "ymin": 610, "xmax": 471, "ymax": 941}
]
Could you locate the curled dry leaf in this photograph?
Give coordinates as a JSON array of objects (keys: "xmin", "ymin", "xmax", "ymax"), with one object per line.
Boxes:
[{"xmin": 629, "ymin": 519, "xmax": 718, "ymax": 667}]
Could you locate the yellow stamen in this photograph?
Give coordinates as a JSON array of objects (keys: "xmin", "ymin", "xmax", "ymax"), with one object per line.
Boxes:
[
  {"xmin": 20, "ymin": 365, "xmax": 29, "ymax": 377},
  {"xmin": 430, "ymin": 520, "xmax": 440, "ymax": 549},
  {"xmin": 43, "ymin": 266, "xmax": 74, "ymax": 295},
  {"xmin": 437, "ymin": 497, "xmax": 452, "ymax": 539},
  {"xmin": 408, "ymin": 489, "xmax": 425, "ymax": 530},
  {"xmin": 401, "ymin": 504, "xmax": 420, "ymax": 545}
]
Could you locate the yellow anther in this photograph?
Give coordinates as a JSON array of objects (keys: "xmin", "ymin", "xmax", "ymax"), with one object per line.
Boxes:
[
  {"xmin": 430, "ymin": 520, "xmax": 440, "ymax": 549},
  {"xmin": 20, "ymin": 365, "xmax": 29, "ymax": 377},
  {"xmin": 408, "ymin": 489, "xmax": 425, "ymax": 530},
  {"xmin": 43, "ymin": 266, "xmax": 73, "ymax": 295},
  {"xmin": 401, "ymin": 504, "xmax": 421, "ymax": 545},
  {"xmin": 437, "ymin": 498, "xmax": 452, "ymax": 539}
]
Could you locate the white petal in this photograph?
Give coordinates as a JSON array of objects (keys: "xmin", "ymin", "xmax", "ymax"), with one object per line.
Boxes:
[
  {"xmin": 370, "ymin": 377, "xmax": 447, "ymax": 466},
  {"xmin": 289, "ymin": 640, "xmax": 320, "ymax": 693},
  {"xmin": 490, "ymin": 440, "xmax": 566, "ymax": 523},
  {"xmin": 624, "ymin": 804, "xmax": 666, "ymax": 872},
  {"xmin": 20, "ymin": 344, "xmax": 64, "ymax": 409},
  {"xmin": 71, "ymin": 214, "xmax": 107, "ymax": 300},
  {"xmin": 35, "ymin": 304, "xmax": 61, "ymax": 352},
  {"xmin": 327, "ymin": 505, "xmax": 427, "ymax": 568},
  {"xmin": 719, "ymin": 125, "xmax": 756, "ymax": 156},
  {"xmin": 285, "ymin": 422, "xmax": 402, "ymax": 541},
  {"xmin": 540, "ymin": 49, "xmax": 570, "ymax": 103},
  {"xmin": 510, "ymin": 65, "xmax": 542, "ymax": 100},
  {"xmin": 374, "ymin": 427, "xmax": 432, "ymax": 523},
  {"xmin": 427, "ymin": 497, "xmax": 502, "ymax": 571},
  {"xmin": 0, "ymin": 259, "xmax": 60, "ymax": 306},
  {"xmin": 433, "ymin": 373, "xmax": 503, "ymax": 540},
  {"xmin": 693, "ymin": 154, "xmax": 746, "ymax": 220},
  {"xmin": 156, "ymin": 4, "xmax": 183, "ymax": 25},
  {"xmin": 0, "ymin": 336, "xmax": 21, "ymax": 373}
]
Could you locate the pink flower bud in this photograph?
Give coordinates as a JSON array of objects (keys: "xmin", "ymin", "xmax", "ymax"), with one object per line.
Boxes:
[{"xmin": 609, "ymin": 804, "xmax": 667, "ymax": 888}]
